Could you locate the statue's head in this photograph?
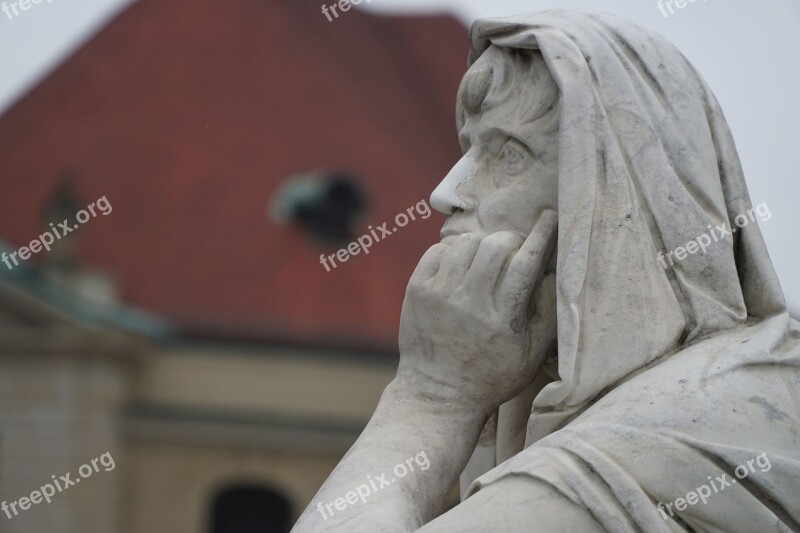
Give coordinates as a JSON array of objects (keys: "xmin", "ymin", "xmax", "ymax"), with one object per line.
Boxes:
[{"xmin": 432, "ymin": 46, "xmax": 559, "ymax": 251}]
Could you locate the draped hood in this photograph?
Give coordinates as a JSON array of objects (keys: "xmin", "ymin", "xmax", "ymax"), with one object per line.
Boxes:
[{"xmin": 464, "ymin": 10, "xmax": 786, "ymax": 446}]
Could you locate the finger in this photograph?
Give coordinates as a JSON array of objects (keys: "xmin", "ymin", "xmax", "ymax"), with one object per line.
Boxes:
[
  {"xmin": 409, "ymin": 242, "xmax": 449, "ymax": 285},
  {"xmin": 525, "ymin": 273, "xmax": 558, "ymax": 356},
  {"xmin": 500, "ymin": 210, "xmax": 558, "ymax": 317},
  {"xmin": 436, "ymin": 233, "xmax": 482, "ymax": 287},
  {"xmin": 463, "ymin": 231, "xmax": 524, "ymax": 299},
  {"xmin": 530, "ymin": 272, "xmax": 557, "ymax": 324}
]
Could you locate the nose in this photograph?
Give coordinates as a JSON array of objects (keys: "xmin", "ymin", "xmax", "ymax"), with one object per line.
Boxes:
[{"xmin": 430, "ymin": 154, "xmax": 477, "ymax": 215}]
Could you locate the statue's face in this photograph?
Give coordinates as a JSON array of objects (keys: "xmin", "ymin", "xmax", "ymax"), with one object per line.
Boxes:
[{"xmin": 432, "ymin": 72, "xmax": 559, "ymax": 245}]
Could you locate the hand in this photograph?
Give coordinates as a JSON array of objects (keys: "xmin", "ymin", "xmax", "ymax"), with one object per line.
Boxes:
[{"xmin": 396, "ymin": 210, "xmax": 558, "ymax": 414}]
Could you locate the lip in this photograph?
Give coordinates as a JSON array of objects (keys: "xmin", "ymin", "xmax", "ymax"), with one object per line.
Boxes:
[
  {"xmin": 440, "ymin": 226, "xmax": 476, "ymax": 244},
  {"xmin": 441, "ymin": 220, "xmax": 471, "ymax": 238},
  {"xmin": 440, "ymin": 218, "xmax": 480, "ymax": 242},
  {"xmin": 440, "ymin": 227, "xmax": 468, "ymax": 242}
]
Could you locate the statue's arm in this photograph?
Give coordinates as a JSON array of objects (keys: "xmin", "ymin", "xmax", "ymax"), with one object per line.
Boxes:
[
  {"xmin": 292, "ymin": 379, "xmax": 488, "ymax": 532},
  {"xmin": 294, "ymin": 213, "xmax": 558, "ymax": 532}
]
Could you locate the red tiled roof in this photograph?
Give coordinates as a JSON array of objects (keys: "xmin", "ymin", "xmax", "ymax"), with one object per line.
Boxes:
[{"xmin": 0, "ymin": 0, "xmax": 468, "ymax": 350}]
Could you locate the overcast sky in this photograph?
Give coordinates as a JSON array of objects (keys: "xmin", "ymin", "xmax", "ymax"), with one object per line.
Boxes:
[{"xmin": 0, "ymin": 0, "xmax": 797, "ymax": 313}]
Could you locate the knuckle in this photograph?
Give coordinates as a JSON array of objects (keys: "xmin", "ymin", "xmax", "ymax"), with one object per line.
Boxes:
[
  {"xmin": 480, "ymin": 231, "xmax": 520, "ymax": 254},
  {"xmin": 416, "ymin": 244, "xmax": 447, "ymax": 270},
  {"xmin": 425, "ymin": 242, "xmax": 449, "ymax": 257},
  {"xmin": 445, "ymin": 234, "xmax": 481, "ymax": 258},
  {"xmin": 457, "ymin": 233, "xmax": 482, "ymax": 246},
  {"xmin": 407, "ymin": 277, "xmax": 433, "ymax": 296}
]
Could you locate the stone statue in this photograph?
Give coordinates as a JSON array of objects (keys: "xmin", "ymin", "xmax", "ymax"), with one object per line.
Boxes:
[{"xmin": 293, "ymin": 10, "xmax": 800, "ymax": 532}]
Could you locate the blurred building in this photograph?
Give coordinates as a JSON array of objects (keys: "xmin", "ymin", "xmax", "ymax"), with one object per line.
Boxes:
[{"xmin": 0, "ymin": 1, "xmax": 467, "ymax": 531}]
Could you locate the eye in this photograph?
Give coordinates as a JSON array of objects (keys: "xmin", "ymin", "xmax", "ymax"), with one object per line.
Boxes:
[{"xmin": 497, "ymin": 139, "xmax": 531, "ymax": 179}]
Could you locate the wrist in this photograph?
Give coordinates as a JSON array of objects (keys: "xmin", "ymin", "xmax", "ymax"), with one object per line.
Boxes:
[{"xmin": 386, "ymin": 372, "xmax": 495, "ymax": 423}]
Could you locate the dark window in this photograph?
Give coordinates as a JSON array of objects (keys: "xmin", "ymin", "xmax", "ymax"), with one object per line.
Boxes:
[
  {"xmin": 270, "ymin": 170, "xmax": 367, "ymax": 246},
  {"xmin": 210, "ymin": 485, "xmax": 291, "ymax": 533}
]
